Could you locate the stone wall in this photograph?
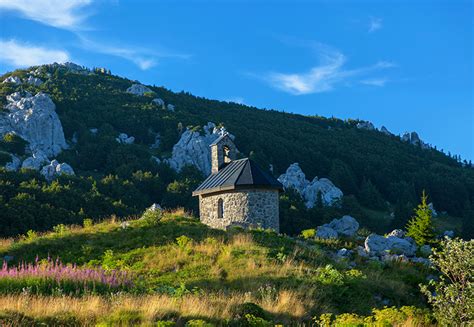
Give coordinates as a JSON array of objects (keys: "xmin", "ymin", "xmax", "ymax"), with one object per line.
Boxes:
[{"xmin": 199, "ymin": 188, "xmax": 279, "ymax": 232}]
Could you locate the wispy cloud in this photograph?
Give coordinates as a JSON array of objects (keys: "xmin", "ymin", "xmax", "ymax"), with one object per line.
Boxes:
[
  {"xmin": 262, "ymin": 42, "xmax": 395, "ymax": 95},
  {"xmin": 0, "ymin": 0, "xmax": 93, "ymax": 30},
  {"xmin": 0, "ymin": 39, "xmax": 70, "ymax": 67},
  {"xmin": 368, "ymin": 16, "xmax": 383, "ymax": 33},
  {"xmin": 360, "ymin": 78, "xmax": 388, "ymax": 87}
]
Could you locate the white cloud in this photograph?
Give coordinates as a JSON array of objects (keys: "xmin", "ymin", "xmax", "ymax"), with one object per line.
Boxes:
[
  {"xmin": 0, "ymin": 39, "xmax": 69, "ymax": 67},
  {"xmin": 369, "ymin": 17, "xmax": 383, "ymax": 33},
  {"xmin": 264, "ymin": 43, "xmax": 394, "ymax": 95},
  {"xmin": 0, "ymin": 0, "xmax": 92, "ymax": 30},
  {"xmin": 360, "ymin": 78, "xmax": 388, "ymax": 87}
]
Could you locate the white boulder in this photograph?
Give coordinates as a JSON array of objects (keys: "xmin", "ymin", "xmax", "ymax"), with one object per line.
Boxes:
[
  {"xmin": 116, "ymin": 133, "xmax": 135, "ymax": 144},
  {"xmin": 166, "ymin": 122, "xmax": 235, "ymax": 174},
  {"xmin": 325, "ymin": 215, "xmax": 359, "ymax": 236},
  {"xmin": 3, "ymin": 76, "xmax": 21, "ymax": 85},
  {"xmin": 443, "ymin": 230, "xmax": 455, "ymax": 238},
  {"xmin": 2, "ymin": 92, "xmax": 67, "ymax": 157},
  {"xmin": 152, "ymin": 98, "xmax": 165, "ymax": 108},
  {"xmin": 21, "ymin": 151, "xmax": 49, "ymax": 170},
  {"xmin": 40, "ymin": 160, "xmax": 75, "ymax": 181},
  {"xmin": 387, "ymin": 229, "xmax": 405, "ymax": 238},
  {"xmin": 365, "ymin": 233, "xmax": 417, "ymax": 257},
  {"xmin": 126, "ymin": 84, "xmax": 152, "ymax": 96},
  {"xmin": 167, "ymin": 104, "xmax": 175, "ymax": 111},
  {"xmin": 278, "ymin": 163, "xmax": 343, "ymax": 208}
]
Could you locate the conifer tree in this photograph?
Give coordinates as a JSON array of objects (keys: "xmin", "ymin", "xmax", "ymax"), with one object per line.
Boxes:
[{"xmin": 406, "ymin": 190, "xmax": 436, "ymax": 245}]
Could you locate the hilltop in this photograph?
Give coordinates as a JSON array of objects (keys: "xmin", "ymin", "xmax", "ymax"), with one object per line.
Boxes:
[{"xmin": 0, "ymin": 63, "xmax": 473, "ymax": 239}]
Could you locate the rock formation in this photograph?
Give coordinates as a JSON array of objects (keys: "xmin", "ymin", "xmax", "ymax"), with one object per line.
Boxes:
[
  {"xmin": 401, "ymin": 131, "xmax": 430, "ymax": 149},
  {"xmin": 126, "ymin": 84, "xmax": 152, "ymax": 96},
  {"xmin": 40, "ymin": 160, "xmax": 75, "ymax": 181},
  {"xmin": 25, "ymin": 76, "xmax": 43, "ymax": 86},
  {"xmin": 152, "ymin": 98, "xmax": 165, "ymax": 109},
  {"xmin": 166, "ymin": 122, "xmax": 233, "ymax": 174},
  {"xmin": 278, "ymin": 163, "xmax": 343, "ymax": 208},
  {"xmin": 315, "ymin": 215, "xmax": 359, "ymax": 239},
  {"xmin": 1, "ymin": 92, "xmax": 67, "ymax": 157},
  {"xmin": 116, "ymin": 133, "xmax": 135, "ymax": 144},
  {"xmin": 2, "ymin": 76, "xmax": 21, "ymax": 85},
  {"xmin": 380, "ymin": 126, "xmax": 393, "ymax": 136},
  {"xmin": 364, "ymin": 233, "xmax": 417, "ymax": 257},
  {"xmin": 356, "ymin": 121, "xmax": 375, "ymax": 131},
  {"xmin": 21, "ymin": 151, "xmax": 49, "ymax": 170},
  {"xmin": 167, "ymin": 104, "xmax": 175, "ymax": 111},
  {"xmin": 4, "ymin": 154, "xmax": 20, "ymax": 171}
]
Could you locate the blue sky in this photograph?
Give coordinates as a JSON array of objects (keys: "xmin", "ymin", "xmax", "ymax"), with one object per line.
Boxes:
[{"xmin": 1, "ymin": 0, "xmax": 472, "ymax": 160}]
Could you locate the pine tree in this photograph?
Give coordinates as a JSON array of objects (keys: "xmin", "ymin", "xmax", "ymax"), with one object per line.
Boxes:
[{"xmin": 406, "ymin": 190, "xmax": 436, "ymax": 245}]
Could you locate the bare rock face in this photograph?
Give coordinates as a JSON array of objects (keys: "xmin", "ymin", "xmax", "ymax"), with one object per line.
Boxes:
[
  {"xmin": 167, "ymin": 104, "xmax": 175, "ymax": 111},
  {"xmin": 380, "ymin": 126, "xmax": 393, "ymax": 136},
  {"xmin": 40, "ymin": 160, "xmax": 75, "ymax": 181},
  {"xmin": 25, "ymin": 76, "xmax": 43, "ymax": 86},
  {"xmin": 126, "ymin": 84, "xmax": 152, "ymax": 96},
  {"xmin": 2, "ymin": 92, "xmax": 67, "ymax": 157},
  {"xmin": 166, "ymin": 122, "xmax": 233, "ymax": 174},
  {"xmin": 401, "ymin": 131, "xmax": 430, "ymax": 149},
  {"xmin": 2, "ymin": 76, "xmax": 21, "ymax": 85},
  {"xmin": 152, "ymin": 98, "xmax": 165, "ymax": 109},
  {"xmin": 278, "ymin": 163, "xmax": 343, "ymax": 208},
  {"xmin": 116, "ymin": 133, "xmax": 135, "ymax": 144},
  {"xmin": 316, "ymin": 226, "xmax": 338, "ymax": 239},
  {"xmin": 356, "ymin": 121, "xmax": 375, "ymax": 131}
]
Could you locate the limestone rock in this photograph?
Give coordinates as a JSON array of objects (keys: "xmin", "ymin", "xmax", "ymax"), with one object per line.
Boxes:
[
  {"xmin": 411, "ymin": 257, "xmax": 432, "ymax": 266},
  {"xmin": 364, "ymin": 233, "xmax": 417, "ymax": 257},
  {"xmin": 3, "ymin": 76, "xmax": 21, "ymax": 85},
  {"xmin": 152, "ymin": 98, "xmax": 165, "ymax": 108},
  {"xmin": 126, "ymin": 84, "xmax": 152, "ymax": 96},
  {"xmin": 167, "ymin": 104, "xmax": 175, "ymax": 111},
  {"xmin": 2, "ymin": 92, "xmax": 67, "ymax": 157},
  {"xmin": 315, "ymin": 226, "xmax": 338, "ymax": 239},
  {"xmin": 278, "ymin": 163, "xmax": 343, "ymax": 208},
  {"xmin": 428, "ymin": 202, "xmax": 438, "ymax": 217},
  {"xmin": 5, "ymin": 154, "xmax": 21, "ymax": 171},
  {"xmin": 387, "ymin": 229, "xmax": 405, "ymax": 238},
  {"xmin": 356, "ymin": 121, "xmax": 375, "ymax": 131},
  {"xmin": 401, "ymin": 131, "xmax": 430, "ymax": 149},
  {"xmin": 325, "ymin": 215, "xmax": 359, "ymax": 236},
  {"xmin": 89, "ymin": 128, "xmax": 98, "ymax": 134},
  {"xmin": 40, "ymin": 160, "xmax": 75, "ymax": 181},
  {"xmin": 380, "ymin": 126, "xmax": 392, "ymax": 135},
  {"xmin": 21, "ymin": 151, "xmax": 49, "ymax": 170},
  {"xmin": 148, "ymin": 203, "xmax": 162, "ymax": 212},
  {"xmin": 26, "ymin": 76, "xmax": 43, "ymax": 86},
  {"xmin": 116, "ymin": 133, "xmax": 135, "ymax": 144},
  {"xmin": 166, "ymin": 122, "xmax": 235, "ymax": 174},
  {"xmin": 336, "ymin": 248, "xmax": 351, "ymax": 258}
]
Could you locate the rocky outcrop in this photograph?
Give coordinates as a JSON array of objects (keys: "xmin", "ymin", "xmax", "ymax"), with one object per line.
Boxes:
[
  {"xmin": 5, "ymin": 154, "xmax": 21, "ymax": 171},
  {"xmin": 356, "ymin": 121, "xmax": 375, "ymax": 131},
  {"xmin": 166, "ymin": 122, "xmax": 233, "ymax": 174},
  {"xmin": 25, "ymin": 76, "xmax": 43, "ymax": 86},
  {"xmin": 116, "ymin": 133, "xmax": 135, "ymax": 144},
  {"xmin": 152, "ymin": 98, "xmax": 165, "ymax": 109},
  {"xmin": 167, "ymin": 104, "xmax": 175, "ymax": 111},
  {"xmin": 21, "ymin": 151, "xmax": 49, "ymax": 170},
  {"xmin": 380, "ymin": 126, "xmax": 393, "ymax": 136},
  {"xmin": 126, "ymin": 84, "xmax": 152, "ymax": 96},
  {"xmin": 428, "ymin": 202, "xmax": 438, "ymax": 217},
  {"xmin": 315, "ymin": 215, "xmax": 359, "ymax": 239},
  {"xmin": 2, "ymin": 76, "xmax": 21, "ymax": 85},
  {"xmin": 401, "ymin": 132, "xmax": 430, "ymax": 149},
  {"xmin": 1, "ymin": 92, "xmax": 67, "ymax": 157},
  {"xmin": 40, "ymin": 160, "xmax": 75, "ymax": 181},
  {"xmin": 278, "ymin": 163, "xmax": 343, "ymax": 208}
]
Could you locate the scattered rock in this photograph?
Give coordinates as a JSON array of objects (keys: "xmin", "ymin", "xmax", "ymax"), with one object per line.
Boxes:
[
  {"xmin": 21, "ymin": 151, "xmax": 49, "ymax": 170},
  {"xmin": 365, "ymin": 233, "xmax": 417, "ymax": 257},
  {"xmin": 40, "ymin": 160, "xmax": 75, "ymax": 181},
  {"xmin": 167, "ymin": 104, "xmax": 175, "ymax": 111},
  {"xmin": 315, "ymin": 226, "xmax": 338, "ymax": 239},
  {"xmin": 2, "ymin": 76, "xmax": 21, "ymax": 85},
  {"xmin": 126, "ymin": 84, "xmax": 152, "ymax": 96},
  {"xmin": 2, "ymin": 92, "xmax": 67, "ymax": 157},
  {"xmin": 336, "ymin": 248, "xmax": 351, "ymax": 258},
  {"xmin": 166, "ymin": 122, "xmax": 235, "ymax": 174},
  {"xmin": 356, "ymin": 121, "xmax": 375, "ymax": 131},
  {"xmin": 411, "ymin": 257, "xmax": 432, "ymax": 266},
  {"xmin": 25, "ymin": 76, "xmax": 43, "ymax": 86},
  {"xmin": 381, "ymin": 253, "xmax": 409, "ymax": 263},
  {"xmin": 387, "ymin": 229, "xmax": 405, "ymax": 238},
  {"xmin": 148, "ymin": 203, "xmax": 162, "ymax": 212},
  {"xmin": 120, "ymin": 221, "xmax": 130, "ymax": 229},
  {"xmin": 356, "ymin": 246, "xmax": 369, "ymax": 258},
  {"xmin": 278, "ymin": 163, "xmax": 343, "ymax": 208},
  {"xmin": 116, "ymin": 133, "xmax": 135, "ymax": 144}
]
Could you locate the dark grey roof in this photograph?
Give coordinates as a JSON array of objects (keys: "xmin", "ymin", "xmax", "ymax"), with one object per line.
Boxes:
[
  {"xmin": 193, "ymin": 158, "xmax": 283, "ymax": 196},
  {"xmin": 209, "ymin": 133, "xmax": 229, "ymax": 146}
]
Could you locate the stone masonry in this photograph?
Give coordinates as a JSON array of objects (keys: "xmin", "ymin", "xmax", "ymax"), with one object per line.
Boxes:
[{"xmin": 199, "ymin": 188, "xmax": 279, "ymax": 231}]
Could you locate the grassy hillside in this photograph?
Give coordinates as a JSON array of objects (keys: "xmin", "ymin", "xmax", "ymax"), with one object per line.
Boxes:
[
  {"xmin": 0, "ymin": 210, "xmax": 435, "ymax": 326},
  {"xmin": 1, "ymin": 64, "xmax": 473, "ymax": 239}
]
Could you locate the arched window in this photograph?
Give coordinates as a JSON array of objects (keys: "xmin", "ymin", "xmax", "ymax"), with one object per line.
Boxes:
[
  {"xmin": 217, "ymin": 198, "xmax": 224, "ymax": 218},
  {"xmin": 223, "ymin": 145, "xmax": 231, "ymax": 163}
]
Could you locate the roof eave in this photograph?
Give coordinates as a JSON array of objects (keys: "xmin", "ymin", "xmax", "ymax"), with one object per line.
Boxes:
[{"xmin": 192, "ymin": 184, "xmax": 283, "ymax": 196}]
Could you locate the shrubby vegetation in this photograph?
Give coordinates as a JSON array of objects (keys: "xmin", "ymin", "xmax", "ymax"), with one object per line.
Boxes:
[{"xmin": 0, "ymin": 65, "xmax": 473, "ymax": 239}]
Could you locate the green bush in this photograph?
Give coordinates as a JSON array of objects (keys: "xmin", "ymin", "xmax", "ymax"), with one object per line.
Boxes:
[
  {"xmin": 231, "ymin": 302, "xmax": 267, "ymax": 320},
  {"xmin": 185, "ymin": 319, "xmax": 214, "ymax": 327},
  {"xmin": 301, "ymin": 229, "xmax": 316, "ymax": 239},
  {"xmin": 141, "ymin": 208, "xmax": 163, "ymax": 226},
  {"xmin": 0, "ymin": 133, "xmax": 28, "ymax": 156},
  {"xmin": 83, "ymin": 218, "xmax": 93, "ymax": 228}
]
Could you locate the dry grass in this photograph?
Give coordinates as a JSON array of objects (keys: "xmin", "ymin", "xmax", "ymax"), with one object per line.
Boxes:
[{"xmin": 0, "ymin": 290, "xmax": 309, "ymax": 325}]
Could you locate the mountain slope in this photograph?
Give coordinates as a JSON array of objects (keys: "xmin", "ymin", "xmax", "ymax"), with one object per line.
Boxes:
[{"xmin": 0, "ymin": 63, "xmax": 473, "ymax": 238}]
